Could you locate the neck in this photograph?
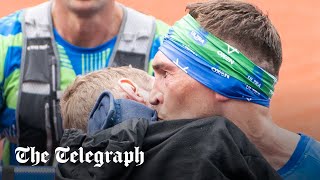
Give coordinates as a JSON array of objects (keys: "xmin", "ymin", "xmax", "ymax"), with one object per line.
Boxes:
[
  {"xmin": 221, "ymin": 101, "xmax": 300, "ymax": 170},
  {"xmin": 51, "ymin": 1, "xmax": 123, "ymax": 48}
]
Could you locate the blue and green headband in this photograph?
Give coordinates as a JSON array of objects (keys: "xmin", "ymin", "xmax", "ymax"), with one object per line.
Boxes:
[{"xmin": 159, "ymin": 14, "xmax": 277, "ymax": 107}]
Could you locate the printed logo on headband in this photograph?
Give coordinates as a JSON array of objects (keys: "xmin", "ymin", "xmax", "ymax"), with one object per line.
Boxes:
[
  {"xmin": 217, "ymin": 51, "xmax": 235, "ymax": 65},
  {"xmin": 189, "ymin": 30, "xmax": 207, "ymax": 46},
  {"xmin": 211, "ymin": 65, "xmax": 230, "ymax": 79},
  {"xmin": 246, "ymin": 85, "xmax": 261, "ymax": 96},
  {"xmin": 227, "ymin": 44, "xmax": 239, "ymax": 55},
  {"xmin": 249, "ymin": 66, "xmax": 264, "ymax": 88},
  {"xmin": 247, "ymin": 75, "xmax": 262, "ymax": 88}
]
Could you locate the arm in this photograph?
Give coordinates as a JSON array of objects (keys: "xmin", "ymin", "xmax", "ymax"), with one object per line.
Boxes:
[{"xmin": 0, "ymin": 11, "xmax": 23, "ymax": 136}]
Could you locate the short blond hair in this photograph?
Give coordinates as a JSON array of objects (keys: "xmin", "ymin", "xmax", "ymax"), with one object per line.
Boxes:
[{"xmin": 60, "ymin": 66, "xmax": 153, "ymax": 132}]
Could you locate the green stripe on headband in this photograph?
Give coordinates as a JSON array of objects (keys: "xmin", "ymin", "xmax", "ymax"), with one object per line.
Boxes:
[{"xmin": 169, "ymin": 14, "xmax": 277, "ymax": 98}]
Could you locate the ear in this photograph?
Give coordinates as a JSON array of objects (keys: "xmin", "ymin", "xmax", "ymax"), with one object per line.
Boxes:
[
  {"xmin": 215, "ymin": 93, "xmax": 229, "ymax": 102},
  {"xmin": 118, "ymin": 78, "xmax": 145, "ymax": 104}
]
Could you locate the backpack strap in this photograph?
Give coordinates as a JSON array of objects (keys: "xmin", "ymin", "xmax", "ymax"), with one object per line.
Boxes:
[
  {"xmin": 109, "ymin": 6, "xmax": 156, "ymax": 72},
  {"xmin": 16, "ymin": 1, "xmax": 62, "ymax": 165}
]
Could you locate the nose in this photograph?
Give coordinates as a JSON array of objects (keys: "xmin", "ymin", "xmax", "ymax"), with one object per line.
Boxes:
[{"xmin": 149, "ymin": 88, "xmax": 164, "ymax": 106}]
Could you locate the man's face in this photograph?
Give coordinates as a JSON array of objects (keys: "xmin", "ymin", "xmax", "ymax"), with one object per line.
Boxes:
[
  {"xmin": 149, "ymin": 52, "xmax": 219, "ymax": 120},
  {"xmin": 60, "ymin": 0, "xmax": 109, "ymax": 15}
]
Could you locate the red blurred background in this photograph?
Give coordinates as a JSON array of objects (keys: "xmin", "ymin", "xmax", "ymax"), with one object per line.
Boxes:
[{"xmin": 0, "ymin": 0, "xmax": 319, "ymax": 139}]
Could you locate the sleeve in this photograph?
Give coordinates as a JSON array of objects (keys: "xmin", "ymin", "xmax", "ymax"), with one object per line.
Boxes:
[
  {"xmin": 0, "ymin": 34, "xmax": 7, "ymax": 135},
  {"xmin": 0, "ymin": 10, "xmax": 23, "ymax": 133},
  {"xmin": 0, "ymin": 34, "xmax": 6, "ymax": 120}
]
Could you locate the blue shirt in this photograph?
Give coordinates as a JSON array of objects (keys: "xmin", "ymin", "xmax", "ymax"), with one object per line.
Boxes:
[{"xmin": 278, "ymin": 134, "xmax": 320, "ymax": 179}]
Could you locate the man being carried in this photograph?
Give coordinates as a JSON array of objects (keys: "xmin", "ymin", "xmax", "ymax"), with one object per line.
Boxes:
[{"xmin": 60, "ymin": 66, "xmax": 157, "ymax": 133}]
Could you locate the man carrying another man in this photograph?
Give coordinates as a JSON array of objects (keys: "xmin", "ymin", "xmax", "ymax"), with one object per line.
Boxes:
[
  {"xmin": 57, "ymin": 67, "xmax": 281, "ymax": 179},
  {"xmin": 58, "ymin": 0, "xmax": 319, "ymax": 179},
  {"xmin": 149, "ymin": 0, "xmax": 320, "ymax": 179}
]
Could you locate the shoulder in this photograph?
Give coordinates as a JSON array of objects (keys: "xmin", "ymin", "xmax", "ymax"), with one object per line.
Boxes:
[
  {"xmin": 0, "ymin": 10, "xmax": 24, "ymax": 83},
  {"xmin": 121, "ymin": 5, "xmax": 169, "ymax": 37},
  {"xmin": 0, "ymin": 10, "xmax": 24, "ymax": 53},
  {"xmin": 305, "ymin": 135, "xmax": 320, "ymax": 161},
  {"xmin": 0, "ymin": 10, "xmax": 23, "ymax": 36},
  {"xmin": 154, "ymin": 19, "xmax": 170, "ymax": 37}
]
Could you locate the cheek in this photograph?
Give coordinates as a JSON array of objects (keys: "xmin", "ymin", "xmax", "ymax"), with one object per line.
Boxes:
[{"xmin": 164, "ymin": 78, "xmax": 192, "ymax": 107}]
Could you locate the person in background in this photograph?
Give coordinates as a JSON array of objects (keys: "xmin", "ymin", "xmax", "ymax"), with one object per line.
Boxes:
[{"xmin": 0, "ymin": 0, "xmax": 169, "ymax": 165}]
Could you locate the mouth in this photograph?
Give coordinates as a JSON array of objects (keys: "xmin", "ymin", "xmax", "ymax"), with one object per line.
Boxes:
[
  {"xmin": 156, "ymin": 111, "xmax": 165, "ymax": 121},
  {"xmin": 152, "ymin": 106, "xmax": 163, "ymax": 121}
]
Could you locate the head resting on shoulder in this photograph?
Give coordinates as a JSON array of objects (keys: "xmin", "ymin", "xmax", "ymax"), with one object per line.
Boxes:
[{"xmin": 60, "ymin": 66, "xmax": 154, "ymax": 131}]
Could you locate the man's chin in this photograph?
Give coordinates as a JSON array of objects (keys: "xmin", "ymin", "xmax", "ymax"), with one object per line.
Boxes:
[
  {"xmin": 156, "ymin": 112, "xmax": 165, "ymax": 121},
  {"xmin": 157, "ymin": 115, "xmax": 164, "ymax": 121},
  {"xmin": 157, "ymin": 117, "xmax": 164, "ymax": 121},
  {"xmin": 68, "ymin": 0, "xmax": 105, "ymax": 16}
]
